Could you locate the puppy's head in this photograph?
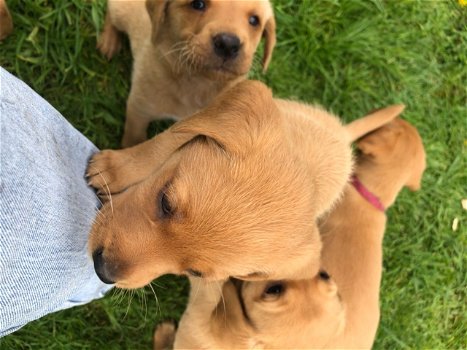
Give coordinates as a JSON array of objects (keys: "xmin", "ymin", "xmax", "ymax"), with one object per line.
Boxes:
[
  {"xmin": 146, "ymin": 0, "xmax": 276, "ymax": 78},
  {"xmin": 89, "ymin": 80, "xmax": 326, "ymax": 288},
  {"xmin": 240, "ymin": 271, "xmax": 345, "ymax": 347},
  {"xmin": 356, "ymin": 117, "xmax": 426, "ymax": 192}
]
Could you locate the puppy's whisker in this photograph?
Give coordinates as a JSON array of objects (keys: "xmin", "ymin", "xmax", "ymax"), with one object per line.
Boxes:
[
  {"xmin": 215, "ymin": 280, "xmax": 226, "ymax": 324},
  {"xmin": 119, "ymin": 289, "xmax": 128, "ymax": 306},
  {"xmin": 163, "ymin": 46, "xmax": 182, "ymax": 58},
  {"xmin": 188, "ymin": 48, "xmax": 198, "ymax": 73},
  {"xmin": 111, "ymin": 288, "xmax": 126, "ymax": 306},
  {"xmin": 144, "ymin": 291, "xmax": 150, "ymax": 321},
  {"xmin": 96, "ymin": 208, "xmax": 107, "ymax": 220},
  {"xmin": 115, "ymin": 289, "xmax": 126, "ymax": 310},
  {"xmin": 184, "ymin": 34, "xmax": 197, "ymax": 73},
  {"xmin": 176, "ymin": 40, "xmax": 200, "ymax": 75},
  {"xmin": 192, "ymin": 278, "xmax": 202, "ymax": 303},
  {"xmin": 88, "ymin": 166, "xmax": 114, "ymax": 216},
  {"xmin": 164, "ymin": 39, "xmax": 193, "ymax": 75},
  {"xmin": 181, "ymin": 47, "xmax": 191, "ymax": 72},
  {"xmin": 92, "ymin": 207, "xmax": 106, "ymax": 225},
  {"xmin": 90, "ymin": 209, "xmax": 108, "ymax": 232},
  {"xmin": 205, "ymin": 282, "xmax": 216, "ymax": 319},
  {"xmin": 190, "ymin": 46, "xmax": 201, "ymax": 73},
  {"xmin": 121, "ymin": 289, "xmax": 130, "ymax": 306},
  {"xmin": 91, "ymin": 217, "xmax": 103, "ymax": 231},
  {"xmin": 90, "ymin": 214, "xmax": 100, "ymax": 228},
  {"xmin": 164, "ymin": 40, "xmax": 190, "ymax": 57},
  {"xmin": 151, "ymin": 280, "xmax": 165, "ymax": 290},
  {"xmin": 94, "ymin": 192, "xmax": 105, "ymax": 208},
  {"xmin": 137, "ymin": 289, "xmax": 148, "ymax": 322},
  {"xmin": 99, "ymin": 173, "xmax": 114, "ymax": 216},
  {"xmin": 163, "ymin": 46, "xmax": 185, "ymax": 62},
  {"xmin": 94, "ymin": 206, "xmax": 105, "ymax": 220},
  {"xmin": 148, "ymin": 282, "xmax": 162, "ymax": 318},
  {"xmin": 123, "ymin": 290, "xmax": 135, "ymax": 320},
  {"xmin": 178, "ymin": 47, "xmax": 192, "ymax": 73}
]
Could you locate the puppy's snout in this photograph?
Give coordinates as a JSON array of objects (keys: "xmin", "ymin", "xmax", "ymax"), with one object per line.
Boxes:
[
  {"xmin": 92, "ymin": 247, "xmax": 115, "ymax": 285},
  {"xmin": 212, "ymin": 33, "xmax": 241, "ymax": 60}
]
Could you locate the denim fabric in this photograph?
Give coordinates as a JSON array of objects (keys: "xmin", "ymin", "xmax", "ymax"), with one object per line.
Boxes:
[{"xmin": 0, "ymin": 67, "xmax": 112, "ymax": 337}]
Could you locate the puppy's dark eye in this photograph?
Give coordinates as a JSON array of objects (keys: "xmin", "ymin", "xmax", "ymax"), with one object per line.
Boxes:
[
  {"xmin": 191, "ymin": 0, "xmax": 206, "ymax": 11},
  {"xmin": 248, "ymin": 15, "xmax": 260, "ymax": 27},
  {"xmin": 319, "ymin": 270, "xmax": 330, "ymax": 281},
  {"xmin": 159, "ymin": 190, "xmax": 173, "ymax": 218},
  {"xmin": 265, "ymin": 283, "xmax": 283, "ymax": 295},
  {"xmin": 187, "ymin": 269, "xmax": 203, "ymax": 277},
  {"xmin": 262, "ymin": 282, "xmax": 285, "ymax": 301}
]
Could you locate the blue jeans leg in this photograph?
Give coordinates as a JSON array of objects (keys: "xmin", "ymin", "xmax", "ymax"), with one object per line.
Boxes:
[{"xmin": 0, "ymin": 67, "xmax": 113, "ymax": 337}]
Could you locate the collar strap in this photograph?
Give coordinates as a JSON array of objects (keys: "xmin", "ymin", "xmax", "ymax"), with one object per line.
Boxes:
[{"xmin": 350, "ymin": 175, "xmax": 385, "ymax": 212}]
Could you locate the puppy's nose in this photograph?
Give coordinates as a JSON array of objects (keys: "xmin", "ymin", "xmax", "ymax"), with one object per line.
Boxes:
[
  {"xmin": 92, "ymin": 248, "xmax": 115, "ymax": 284},
  {"xmin": 212, "ymin": 33, "xmax": 241, "ymax": 60}
]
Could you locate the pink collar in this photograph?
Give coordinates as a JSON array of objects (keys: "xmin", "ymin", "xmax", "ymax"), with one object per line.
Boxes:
[{"xmin": 350, "ymin": 175, "xmax": 385, "ymax": 212}]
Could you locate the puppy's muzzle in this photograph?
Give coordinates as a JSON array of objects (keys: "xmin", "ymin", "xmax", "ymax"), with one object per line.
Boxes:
[
  {"xmin": 92, "ymin": 247, "xmax": 115, "ymax": 284},
  {"xmin": 212, "ymin": 33, "xmax": 241, "ymax": 60}
]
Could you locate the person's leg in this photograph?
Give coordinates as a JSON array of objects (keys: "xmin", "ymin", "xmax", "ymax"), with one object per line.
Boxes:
[{"xmin": 0, "ymin": 67, "xmax": 112, "ymax": 337}]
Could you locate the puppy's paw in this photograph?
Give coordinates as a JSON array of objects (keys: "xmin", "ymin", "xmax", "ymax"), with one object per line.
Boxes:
[
  {"xmin": 86, "ymin": 150, "xmax": 132, "ymax": 195},
  {"xmin": 97, "ymin": 24, "xmax": 122, "ymax": 60},
  {"xmin": 0, "ymin": 3, "xmax": 13, "ymax": 41},
  {"xmin": 154, "ymin": 321, "xmax": 177, "ymax": 350}
]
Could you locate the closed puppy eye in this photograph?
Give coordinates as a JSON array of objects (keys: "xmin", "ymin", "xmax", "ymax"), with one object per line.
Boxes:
[
  {"xmin": 158, "ymin": 187, "xmax": 174, "ymax": 219},
  {"xmin": 190, "ymin": 0, "xmax": 206, "ymax": 11},
  {"xmin": 186, "ymin": 269, "xmax": 203, "ymax": 277},
  {"xmin": 248, "ymin": 15, "xmax": 260, "ymax": 27}
]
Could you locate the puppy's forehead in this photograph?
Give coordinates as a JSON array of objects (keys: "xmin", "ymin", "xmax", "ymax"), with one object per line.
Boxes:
[
  {"xmin": 210, "ymin": 0, "xmax": 272, "ymax": 14},
  {"xmin": 179, "ymin": 0, "xmax": 273, "ymax": 23},
  {"xmin": 172, "ymin": 138, "xmax": 313, "ymax": 236}
]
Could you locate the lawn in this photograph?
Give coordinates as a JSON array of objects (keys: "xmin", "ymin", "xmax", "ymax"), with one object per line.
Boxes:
[{"xmin": 0, "ymin": 0, "xmax": 465, "ymax": 349}]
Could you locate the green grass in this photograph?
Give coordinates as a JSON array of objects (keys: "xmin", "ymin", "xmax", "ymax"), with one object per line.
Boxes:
[{"xmin": 0, "ymin": 0, "xmax": 465, "ymax": 348}]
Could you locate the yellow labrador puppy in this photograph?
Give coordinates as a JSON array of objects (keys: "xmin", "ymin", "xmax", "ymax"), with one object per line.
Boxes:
[
  {"xmin": 153, "ymin": 111, "xmax": 426, "ymax": 349},
  {"xmin": 87, "ymin": 81, "xmax": 402, "ymax": 291},
  {"xmin": 154, "ymin": 273, "xmax": 345, "ymax": 349},
  {"xmin": 99, "ymin": 0, "xmax": 276, "ymax": 147},
  {"xmin": 86, "ymin": 80, "xmax": 360, "ymax": 288}
]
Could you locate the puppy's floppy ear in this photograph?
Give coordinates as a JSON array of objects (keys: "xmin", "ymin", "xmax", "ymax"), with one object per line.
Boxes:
[
  {"xmin": 356, "ymin": 122, "xmax": 400, "ymax": 158},
  {"xmin": 405, "ymin": 146, "xmax": 426, "ymax": 192},
  {"xmin": 346, "ymin": 105, "xmax": 405, "ymax": 142},
  {"xmin": 356, "ymin": 136, "xmax": 380, "ymax": 158},
  {"xmin": 170, "ymin": 80, "xmax": 278, "ymax": 155},
  {"xmin": 146, "ymin": 0, "xmax": 170, "ymax": 43},
  {"xmin": 261, "ymin": 16, "xmax": 276, "ymax": 72}
]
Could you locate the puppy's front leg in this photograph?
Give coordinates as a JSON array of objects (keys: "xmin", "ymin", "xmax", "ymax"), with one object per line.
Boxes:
[
  {"xmin": 154, "ymin": 321, "xmax": 177, "ymax": 350},
  {"xmin": 121, "ymin": 103, "xmax": 153, "ymax": 148},
  {"xmin": 173, "ymin": 278, "xmax": 227, "ymax": 348},
  {"xmin": 86, "ymin": 130, "xmax": 191, "ymax": 196},
  {"xmin": 0, "ymin": 0, "xmax": 13, "ymax": 40},
  {"xmin": 97, "ymin": 9, "xmax": 122, "ymax": 59}
]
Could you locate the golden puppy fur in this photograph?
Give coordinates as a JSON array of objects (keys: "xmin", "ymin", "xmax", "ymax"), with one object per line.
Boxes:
[
  {"xmin": 155, "ymin": 114, "xmax": 426, "ymax": 349},
  {"xmin": 87, "ymin": 80, "xmax": 357, "ymax": 289},
  {"xmin": 98, "ymin": 0, "xmax": 276, "ymax": 147},
  {"xmin": 0, "ymin": 0, "xmax": 13, "ymax": 40}
]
